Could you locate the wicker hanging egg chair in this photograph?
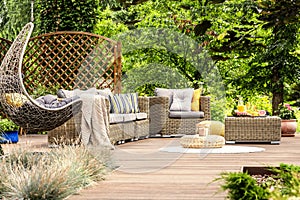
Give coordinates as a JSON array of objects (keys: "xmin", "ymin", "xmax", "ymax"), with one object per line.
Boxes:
[{"xmin": 0, "ymin": 22, "xmax": 82, "ymax": 132}]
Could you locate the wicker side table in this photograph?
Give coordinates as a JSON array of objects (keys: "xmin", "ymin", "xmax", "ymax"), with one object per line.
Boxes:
[{"xmin": 225, "ymin": 116, "xmax": 281, "ymax": 144}]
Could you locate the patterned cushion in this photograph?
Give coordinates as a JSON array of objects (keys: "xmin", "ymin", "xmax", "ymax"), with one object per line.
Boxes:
[
  {"xmin": 109, "ymin": 93, "xmax": 140, "ymax": 114},
  {"xmin": 5, "ymin": 93, "xmax": 28, "ymax": 108},
  {"xmin": 109, "ymin": 93, "xmax": 136, "ymax": 114},
  {"xmin": 125, "ymin": 93, "xmax": 139, "ymax": 113}
]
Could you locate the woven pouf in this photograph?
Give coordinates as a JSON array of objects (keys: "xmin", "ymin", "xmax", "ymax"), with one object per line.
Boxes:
[
  {"xmin": 198, "ymin": 120, "xmax": 225, "ymax": 137},
  {"xmin": 180, "ymin": 135, "xmax": 225, "ymax": 148}
]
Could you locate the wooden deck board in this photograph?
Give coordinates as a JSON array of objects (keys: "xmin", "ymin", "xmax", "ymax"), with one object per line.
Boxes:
[{"xmin": 2, "ymin": 134, "xmax": 300, "ymax": 199}]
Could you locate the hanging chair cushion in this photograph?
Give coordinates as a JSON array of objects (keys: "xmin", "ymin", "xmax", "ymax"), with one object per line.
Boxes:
[{"xmin": 35, "ymin": 94, "xmax": 80, "ymax": 108}]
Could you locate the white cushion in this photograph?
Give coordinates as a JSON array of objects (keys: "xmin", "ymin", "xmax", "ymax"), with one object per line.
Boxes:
[
  {"xmin": 109, "ymin": 113, "xmax": 124, "ymax": 123},
  {"xmin": 154, "ymin": 88, "xmax": 174, "ymax": 107},
  {"xmin": 170, "ymin": 88, "xmax": 194, "ymax": 111},
  {"xmin": 136, "ymin": 112, "xmax": 147, "ymax": 120},
  {"xmin": 123, "ymin": 113, "xmax": 136, "ymax": 122}
]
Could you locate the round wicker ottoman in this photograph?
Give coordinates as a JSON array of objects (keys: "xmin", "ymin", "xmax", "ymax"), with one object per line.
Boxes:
[
  {"xmin": 198, "ymin": 120, "xmax": 225, "ymax": 137},
  {"xmin": 180, "ymin": 135, "xmax": 225, "ymax": 148}
]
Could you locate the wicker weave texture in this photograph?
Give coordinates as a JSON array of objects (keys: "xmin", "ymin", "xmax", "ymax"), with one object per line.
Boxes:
[
  {"xmin": 149, "ymin": 95, "xmax": 211, "ymax": 136},
  {"xmin": 48, "ymin": 114, "xmax": 81, "ymax": 145},
  {"xmin": 108, "ymin": 123, "xmax": 125, "ymax": 144},
  {"xmin": 149, "ymin": 96, "xmax": 168, "ymax": 135},
  {"xmin": 136, "ymin": 96, "xmax": 150, "ymax": 138},
  {"xmin": 167, "ymin": 118, "xmax": 204, "ymax": 135},
  {"xmin": 122, "ymin": 122, "xmax": 136, "ymax": 140},
  {"xmin": 135, "ymin": 119, "xmax": 149, "ymax": 138},
  {"xmin": 180, "ymin": 135, "xmax": 225, "ymax": 148},
  {"xmin": 225, "ymin": 116, "xmax": 281, "ymax": 142}
]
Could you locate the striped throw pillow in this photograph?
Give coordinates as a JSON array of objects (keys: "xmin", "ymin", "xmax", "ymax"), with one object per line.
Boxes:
[
  {"xmin": 126, "ymin": 93, "xmax": 139, "ymax": 113},
  {"xmin": 109, "ymin": 94, "xmax": 132, "ymax": 114}
]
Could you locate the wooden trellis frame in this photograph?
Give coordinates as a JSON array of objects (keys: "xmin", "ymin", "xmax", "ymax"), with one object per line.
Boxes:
[{"xmin": 0, "ymin": 32, "xmax": 122, "ymax": 95}]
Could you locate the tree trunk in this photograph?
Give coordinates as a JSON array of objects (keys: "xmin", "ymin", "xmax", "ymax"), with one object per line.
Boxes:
[{"xmin": 271, "ymin": 66, "xmax": 284, "ymax": 115}]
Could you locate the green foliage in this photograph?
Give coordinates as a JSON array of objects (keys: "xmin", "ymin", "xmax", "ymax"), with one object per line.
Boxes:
[
  {"xmin": 0, "ymin": 145, "xmax": 111, "ymax": 199},
  {"xmin": 216, "ymin": 171, "xmax": 270, "ymax": 200},
  {"xmin": 0, "ymin": 0, "xmax": 8, "ymax": 30},
  {"xmin": 296, "ymin": 111, "xmax": 300, "ymax": 133},
  {"xmin": 245, "ymin": 0, "xmax": 299, "ymax": 113},
  {"xmin": 38, "ymin": 0, "xmax": 99, "ymax": 33},
  {"xmin": 247, "ymin": 96, "xmax": 272, "ymax": 114},
  {"xmin": 31, "ymin": 84, "xmax": 60, "ymax": 99},
  {"xmin": 216, "ymin": 163, "xmax": 300, "ymax": 200},
  {"xmin": 122, "ymin": 63, "xmax": 192, "ymax": 93},
  {"xmin": 278, "ymin": 104, "xmax": 297, "ymax": 120},
  {"xmin": 228, "ymin": 95, "xmax": 272, "ymax": 115},
  {"xmin": 134, "ymin": 83, "xmax": 165, "ymax": 96},
  {"xmin": 93, "ymin": 7, "xmax": 129, "ymax": 38},
  {"xmin": 0, "ymin": 0, "xmax": 32, "ymax": 40},
  {"xmin": 0, "ymin": 118, "xmax": 19, "ymax": 132},
  {"xmin": 2, "ymin": 0, "xmax": 299, "ymax": 119},
  {"xmin": 272, "ymin": 164, "xmax": 300, "ymax": 197}
]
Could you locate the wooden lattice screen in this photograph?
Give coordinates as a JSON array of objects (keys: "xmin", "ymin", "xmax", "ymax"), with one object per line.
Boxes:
[{"xmin": 0, "ymin": 32, "xmax": 122, "ymax": 96}]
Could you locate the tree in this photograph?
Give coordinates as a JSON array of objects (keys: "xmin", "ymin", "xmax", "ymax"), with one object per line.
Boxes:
[
  {"xmin": 251, "ymin": 0, "xmax": 300, "ymax": 114},
  {"xmin": 38, "ymin": 0, "xmax": 99, "ymax": 33},
  {"xmin": 0, "ymin": 0, "xmax": 32, "ymax": 40},
  {"xmin": 190, "ymin": 0, "xmax": 300, "ymax": 114}
]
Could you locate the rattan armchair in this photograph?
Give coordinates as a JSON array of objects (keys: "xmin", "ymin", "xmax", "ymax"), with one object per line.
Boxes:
[{"xmin": 149, "ymin": 96, "xmax": 210, "ymax": 136}]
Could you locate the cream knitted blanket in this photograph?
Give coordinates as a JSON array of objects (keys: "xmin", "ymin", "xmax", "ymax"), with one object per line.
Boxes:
[{"xmin": 71, "ymin": 88, "xmax": 114, "ymax": 150}]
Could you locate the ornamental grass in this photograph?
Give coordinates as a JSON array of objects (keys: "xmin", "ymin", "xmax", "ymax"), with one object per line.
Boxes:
[{"xmin": 0, "ymin": 145, "xmax": 112, "ymax": 200}]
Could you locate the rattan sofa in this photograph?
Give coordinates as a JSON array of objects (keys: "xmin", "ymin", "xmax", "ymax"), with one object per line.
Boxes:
[
  {"xmin": 149, "ymin": 95, "xmax": 211, "ymax": 136},
  {"xmin": 48, "ymin": 96, "xmax": 149, "ymax": 145}
]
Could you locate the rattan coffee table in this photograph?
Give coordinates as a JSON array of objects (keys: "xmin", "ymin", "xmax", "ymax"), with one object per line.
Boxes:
[{"xmin": 225, "ymin": 116, "xmax": 281, "ymax": 144}]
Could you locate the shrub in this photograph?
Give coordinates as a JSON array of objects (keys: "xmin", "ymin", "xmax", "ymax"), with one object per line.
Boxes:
[
  {"xmin": 0, "ymin": 145, "xmax": 112, "ymax": 199},
  {"xmin": 278, "ymin": 104, "xmax": 297, "ymax": 119},
  {"xmin": 215, "ymin": 163, "xmax": 300, "ymax": 200},
  {"xmin": 215, "ymin": 171, "xmax": 270, "ymax": 200},
  {"xmin": 0, "ymin": 118, "xmax": 19, "ymax": 132}
]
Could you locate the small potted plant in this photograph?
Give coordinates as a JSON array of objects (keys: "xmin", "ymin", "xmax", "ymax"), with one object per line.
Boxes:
[
  {"xmin": 0, "ymin": 118, "xmax": 19, "ymax": 143},
  {"xmin": 278, "ymin": 104, "xmax": 297, "ymax": 137}
]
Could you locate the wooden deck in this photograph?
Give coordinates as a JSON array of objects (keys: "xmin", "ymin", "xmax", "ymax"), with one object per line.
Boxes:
[{"xmin": 3, "ymin": 134, "xmax": 300, "ymax": 200}]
